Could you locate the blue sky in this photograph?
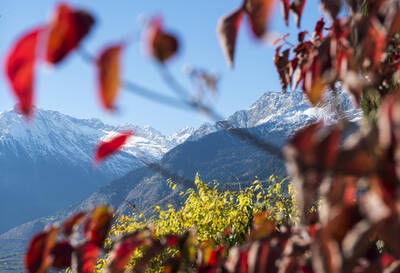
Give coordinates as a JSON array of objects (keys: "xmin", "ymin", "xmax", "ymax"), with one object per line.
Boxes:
[{"xmin": 0, "ymin": 1, "xmax": 323, "ymax": 134}]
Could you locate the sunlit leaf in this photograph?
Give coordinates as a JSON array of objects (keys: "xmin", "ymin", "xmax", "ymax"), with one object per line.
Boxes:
[
  {"xmin": 5, "ymin": 28, "xmax": 42, "ymax": 118},
  {"xmin": 244, "ymin": 0, "xmax": 277, "ymax": 38},
  {"xmin": 104, "ymin": 232, "xmax": 145, "ymax": 273},
  {"xmin": 97, "ymin": 44, "xmax": 122, "ymax": 111},
  {"xmin": 217, "ymin": 8, "xmax": 245, "ymax": 68},
  {"xmin": 72, "ymin": 241, "xmax": 100, "ymax": 273},
  {"xmin": 83, "ymin": 205, "xmax": 114, "ymax": 247},
  {"xmin": 46, "ymin": 3, "xmax": 94, "ymax": 64},
  {"xmin": 94, "ymin": 131, "xmax": 134, "ymax": 164},
  {"xmin": 280, "ymin": 0, "xmax": 290, "ymax": 25},
  {"xmin": 290, "ymin": 0, "xmax": 306, "ymax": 27},
  {"xmin": 63, "ymin": 211, "xmax": 87, "ymax": 237},
  {"xmin": 147, "ymin": 17, "xmax": 179, "ymax": 63},
  {"xmin": 25, "ymin": 226, "xmax": 59, "ymax": 273}
]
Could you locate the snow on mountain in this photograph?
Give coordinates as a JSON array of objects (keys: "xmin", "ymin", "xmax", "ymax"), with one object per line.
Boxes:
[
  {"xmin": 0, "ymin": 107, "xmax": 191, "ymax": 233},
  {"xmin": 190, "ymin": 89, "xmax": 362, "ymax": 140},
  {"xmin": 167, "ymin": 126, "xmax": 195, "ymax": 146}
]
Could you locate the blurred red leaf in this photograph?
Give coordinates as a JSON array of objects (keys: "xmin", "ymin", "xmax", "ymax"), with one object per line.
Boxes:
[
  {"xmin": 83, "ymin": 205, "xmax": 114, "ymax": 247},
  {"xmin": 72, "ymin": 241, "xmax": 100, "ymax": 273},
  {"xmin": 304, "ymin": 56, "xmax": 327, "ymax": 106},
  {"xmin": 217, "ymin": 8, "xmax": 245, "ymax": 68},
  {"xmin": 249, "ymin": 211, "xmax": 275, "ymax": 240},
  {"xmin": 320, "ymin": 0, "xmax": 342, "ymax": 21},
  {"xmin": 63, "ymin": 211, "xmax": 87, "ymax": 237},
  {"xmin": 280, "ymin": 0, "xmax": 290, "ymax": 25},
  {"xmin": 25, "ymin": 226, "xmax": 59, "ymax": 273},
  {"xmin": 97, "ymin": 44, "xmax": 122, "ymax": 111},
  {"xmin": 147, "ymin": 17, "xmax": 179, "ymax": 63},
  {"xmin": 104, "ymin": 232, "xmax": 145, "ymax": 273},
  {"xmin": 290, "ymin": 0, "xmax": 306, "ymax": 27},
  {"xmin": 46, "ymin": 3, "xmax": 94, "ymax": 64},
  {"xmin": 94, "ymin": 130, "xmax": 134, "ymax": 164},
  {"xmin": 274, "ymin": 46, "xmax": 291, "ymax": 92},
  {"xmin": 244, "ymin": 0, "xmax": 277, "ymax": 38},
  {"xmin": 5, "ymin": 28, "xmax": 42, "ymax": 118},
  {"xmin": 51, "ymin": 241, "xmax": 73, "ymax": 269},
  {"xmin": 312, "ymin": 17, "xmax": 325, "ymax": 42},
  {"xmin": 298, "ymin": 31, "xmax": 308, "ymax": 42}
]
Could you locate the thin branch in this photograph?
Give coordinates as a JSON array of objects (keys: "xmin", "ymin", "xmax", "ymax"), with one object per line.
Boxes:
[
  {"xmin": 77, "ymin": 47, "xmax": 284, "ymax": 190},
  {"xmin": 122, "ymin": 80, "xmax": 191, "ymax": 111}
]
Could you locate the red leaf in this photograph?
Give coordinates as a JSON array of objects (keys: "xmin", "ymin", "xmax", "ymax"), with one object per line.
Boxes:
[
  {"xmin": 381, "ymin": 253, "xmax": 395, "ymax": 268},
  {"xmin": 97, "ymin": 44, "xmax": 123, "ymax": 111},
  {"xmin": 217, "ymin": 8, "xmax": 245, "ymax": 68},
  {"xmin": 320, "ymin": 0, "xmax": 342, "ymax": 21},
  {"xmin": 51, "ymin": 241, "xmax": 73, "ymax": 269},
  {"xmin": 280, "ymin": 0, "xmax": 290, "ymax": 25},
  {"xmin": 72, "ymin": 241, "xmax": 100, "ymax": 273},
  {"xmin": 94, "ymin": 130, "xmax": 134, "ymax": 164},
  {"xmin": 244, "ymin": 0, "xmax": 277, "ymax": 38},
  {"xmin": 207, "ymin": 246, "xmax": 225, "ymax": 266},
  {"xmin": 83, "ymin": 205, "xmax": 114, "ymax": 247},
  {"xmin": 290, "ymin": 0, "xmax": 306, "ymax": 28},
  {"xmin": 63, "ymin": 211, "xmax": 87, "ymax": 237},
  {"xmin": 105, "ymin": 232, "xmax": 145, "ymax": 273},
  {"xmin": 298, "ymin": 31, "xmax": 308, "ymax": 42},
  {"xmin": 312, "ymin": 17, "xmax": 325, "ymax": 42},
  {"xmin": 147, "ymin": 17, "xmax": 179, "ymax": 63},
  {"xmin": 166, "ymin": 235, "xmax": 179, "ymax": 247},
  {"xmin": 274, "ymin": 46, "xmax": 291, "ymax": 92},
  {"xmin": 25, "ymin": 226, "xmax": 59, "ymax": 273},
  {"xmin": 46, "ymin": 3, "xmax": 95, "ymax": 64},
  {"xmin": 304, "ymin": 56, "xmax": 327, "ymax": 106},
  {"xmin": 5, "ymin": 28, "xmax": 42, "ymax": 118}
]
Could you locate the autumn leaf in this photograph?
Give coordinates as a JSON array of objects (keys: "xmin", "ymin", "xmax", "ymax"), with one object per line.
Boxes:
[
  {"xmin": 104, "ymin": 232, "xmax": 145, "ymax": 273},
  {"xmin": 94, "ymin": 130, "xmax": 134, "ymax": 164},
  {"xmin": 5, "ymin": 28, "xmax": 42, "ymax": 118},
  {"xmin": 83, "ymin": 205, "xmax": 114, "ymax": 247},
  {"xmin": 244, "ymin": 0, "xmax": 277, "ymax": 38},
  {"xmin": 312, "ymin": 17, "xmax": 325, "ymax": 42},
  {"xmin": 63, "ymin": 211, "xmax": 87, "ymax": 237},
  {"xmin": 304, "ymin": 56, "xmax": 327, "ymax": 106},
  {"xmin": 147, "ymin": 17, "xmax": 179, "ymax": 63},
  {"xmin": 320, "ymin": 0, "xmax": 342, "ymax": 21},
  {"xmin": 72, "ymin": 241, "xmax": 100, "ymax": 273},
  {"xmin": 290, "ymin": 0, "xmax": 306, "ymax": 27},
  {"xmin": 217, "ymin": 8, "xmax": 245, "ymax": 68},
  {"xmin": 97, "ymin": 44, "xmax": 122, "ymax": 111},
  {"xmin": 46, "ymin": 3, "xmax": 95, "ymax": 64},
  {"xmin": 25, "ymin": 226, "xmax": 59, "ymax": 273},
  {"xmin": 274, "ymin": 46, "xmax": 291, "ymax": 92},
  {"xmin": 51, "ymin": 241, "xmax": 73, "ymax": 269},
  {"xmin": 280, "ymin": 0, "xmax": 290, "ymax": 25}
]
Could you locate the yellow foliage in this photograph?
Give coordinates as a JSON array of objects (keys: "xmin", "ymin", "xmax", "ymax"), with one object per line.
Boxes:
[{"xmin": 96, "ymin": 174, "xmax": 296, "ymax": 273}]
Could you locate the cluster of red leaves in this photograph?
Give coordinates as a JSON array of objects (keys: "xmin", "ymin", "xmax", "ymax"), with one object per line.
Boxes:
[
  {"xmin": 274, "ymin": 0, "xmax": 400, "ymax": 104},
  {"xmin": 4, "ymin": 4, "xmax": 180, "ymax": 118},
  {"xmin": 280, "ymin": 88, "xmax": 400, "ymax": 272},
  {"xmin": 25, "ymin": 205, "xmax": 183, "ymax": 273},
  {"xmin": 25, "ymin": 206, "xmax": 113, "ymax": 273},
  {"xmin": 217, "ymin": 0, "xmax": 278, "ymax": 67},
  {"xmin": 4, "ymin": 3, "xmax": 94, "ymax": 118}
]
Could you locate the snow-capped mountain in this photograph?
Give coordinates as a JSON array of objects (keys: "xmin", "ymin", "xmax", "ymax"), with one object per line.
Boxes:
[
  {"xmin": 0, "ymin": 107, "xmax": 192, "ymax": 233},
  {"xmin": 189, "ymin": 89, "xmax": 362, "ymax": 141}
]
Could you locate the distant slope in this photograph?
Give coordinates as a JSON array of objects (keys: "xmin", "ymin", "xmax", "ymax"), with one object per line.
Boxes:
[{"xmin": 0, "ymin": 107, "xmax": 193, "ymax": 233}]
